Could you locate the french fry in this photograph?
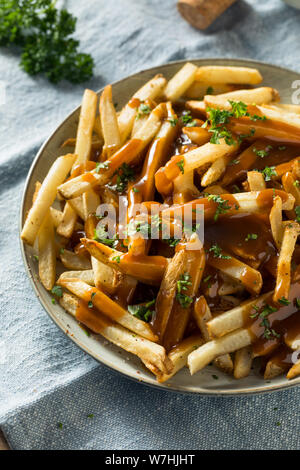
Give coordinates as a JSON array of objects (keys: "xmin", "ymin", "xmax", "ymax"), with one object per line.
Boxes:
[
  {"xmin": 118, "ymin": 74, "xmax": 166, "ymax": 144},
  {"xmin": 247, "ymin": 171, "xmax": 266, "ymax": 191},
  {"xmin": 273, "ymin": 222, "xmax": 300, "ymax": 303},
  {"xmin": 60, "ymin": 293, "xmax": 171, "ymax": 375},
  {"xmin": 60, "ymin": 249, "xmax": 92, "ymax": 270},
  {"xmin": 73, "ymin": 89, "xmax": 97, "ymax": 168},
  {"xmin": 234, "ymin": 346, "xmax": 253, "ymax": 379},
  {"xmin": 58, "ymin": 103, "xmax": 166, "ymax": 200},
  {"xmin": 204, "ymin": 87, "xmax": 279, "ymax": 107},
  {"xmin": 161, "ymin": 190, "xmax": 294, "ymax": 223},
  {"xmin": 287, "ymin": 358, "xmax": 300, "ymax": 379},
  {"xmin": 173, "ymin": 171, "xmax": 200, "ymax": 205},
  {"xmin": 57, "ymin": 202, "xmax": 78, "ymax": 238},
  {"xmin": 81, "ymin": 238, "xmax": 168, "ymax": 285},
  {"xmin": 164, "ymin": 62, "xmax": 198, "ymax": 101},
  {"xmin": 182, "ymin": 126, "xmax": 210, "ymax": 146},
  {"xmin": 91, "ymin": 257, "xmax": 121, "ymax": 294},
  {"xmin": 157, "ymin": 335, "xmax": 203, "ymax": 383},
  {"xmin": 269, "ymin": 196, "xmax": 283, "ymax": 250},
  {"xmin": 193, "ymin": 296, "xmax": 233, "ymax": 373},
  {"xmin": 82, "ymin": 189, "xmax": 100, "ymax": 222},
  {"xmin": 100, "ymin": 85, "xmax": 121, "ymax": 158},
  {"xmin": 49, "ymin": 207, "xmax": 63, "ymax": 228},
  {"xmin": 196, "ymin": 66, "xmax": 263, "ymax": 85},
  {"xmin": 269, "ymin": 103, "xmax": 300, "ymax": 114},
  {"xmin": 155, "ymin": 140, "xmax": 239, "ymax": 197},
  {"xmin": 207, "ymin": 249, "xmax": 262, "ymax": 295},
  {"xmin": 201, "ymin": 154, "xmax": 232, "ymax": 187},
  {"xmin": 38, "ymin": 211, "xmax": 56, "ymax": 290},
  {"xmin": 58, "ymin": 278, "xmax": 158, "ymax": 342},
  {"xmin": 185, "ymin": 82, "xmax": 235, "ymax": 99},
  {"xmin": 21, "ymin": 153, "xmax": 76, "ymax": 245},
  {"xmin": 58, "ymin": 270, "xmax": 95, "ymax": 285},
  {"xmin": 188, "ymin": 328, "xmax": 253, "ymax": 375}
]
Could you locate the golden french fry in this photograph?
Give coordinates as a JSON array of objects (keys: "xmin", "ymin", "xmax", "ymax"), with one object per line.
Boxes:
[
  {"xmin": 269, "ymin": 103, "xmax": 300, "ymax": 114},
  {"xmin": 58, "ymin": 103, "xmax": 166, "ymax": 200},
  {"xmin": 273, "ymin": 222, "xmax": 300, "ymax": 303},
  {"xmin": 100, "ymin": 84, "xmax": 121, "ymax": 158},
  {"xmin": 204, "ymin": 87, "xmax": 279, "ymax": 107},
  {"xmin": 21, "ymin": 154, "xmax": 76, "ymax": 245},
  {"xmin": 58, "ymin": 278, "xmax": 158, "ymax": 342},
  {"xmin": 193, "ymin": 296, "xmax": 233, "ymax": 373},
  {"xmin": 269, "ymin": 196, "xmax": 283, "ymax": 250},
  {"xmin": 182, "ymin": 126, "xmax": 210, "ymax": 146},
  {"xmin": 196, "ymin": 66, "xmax": 263, "ymax": 85},
  {"xmin": 91, "ymin": 257, "xmax": 121, "ymax": 294},
  {"xmin": 234, "ymin": 346, "xmax": 253, "ymax": 379},
  {"xmin": 58, "ymin": 270, "xmax": 95, "ymax": 285},
  {"xmin": 49, "ymin": 207, "xmax": 63, "ymax": 228},
  {"xmin": 247, "ymin": 171, "xmax": 266, "ymax": 191},
  {"xmin": 188, "ymin": 328, "xmax": 253, "ymax": 375},
  {"xmin": 38, "ymin": 211, "xmax": 56, "ymax": 290},
  {"xmin": 164, "ymin": 62, "xmax": 198, "ymax": 101},
  {"xmin": 60, "ymin": 249, "xmax": 91, "ymax": 270},
  {"xmin": 185, "ymin": 82, "xmax": 235, "ymax": 99},
  {"xmin": 287, "ymin": 358, "xmax": 300, "ymax": 379},
  {"xmin": 73, "ymin": 89, "xmax": 97, "ymax": 168},
  {"xmin": 57, "ymin": 203, "xmax": 77, "ymax": 238},
  {"xmin": 60, "ymin": 293, "xmax": 171, "ymax": 375},
  {"xmin": 201, "ymin": 154, "xmax": 232, "ymax": 187},
  {"xmin": 118, "ymin": 74, "xmax": 166, "ymax": 144},
  {"xmin": 157, "ymin": 335, "xmax": 203, "ymax": 383}
]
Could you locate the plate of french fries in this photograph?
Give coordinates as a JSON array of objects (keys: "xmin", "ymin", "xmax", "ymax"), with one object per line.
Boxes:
[{"xmin": 20, "ymin": 58, "xmax": 300, "ymax": 394}]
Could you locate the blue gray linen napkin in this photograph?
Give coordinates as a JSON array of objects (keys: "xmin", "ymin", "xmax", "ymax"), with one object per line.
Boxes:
[{"xmin": 0, "ymin": 0, "xmax": 300, "ymax": 450}]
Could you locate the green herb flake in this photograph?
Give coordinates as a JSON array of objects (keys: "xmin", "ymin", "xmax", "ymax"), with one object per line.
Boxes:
[
  {"xmin": 278, "ymin": 297, "xmax": 290, "ymax": 306},
  {"xmin": 206, "ymin": 194, "xmax": 231, "ymax": 221},
  {"xmin": 212, "ymin": 374, "xmax": 219, "ymax": 380},
  {"xmin": 176, "ymin": 273, "xmax": 193, "ymax": 308},
  {"xmin": 177, "ymin": 159, "xmax": 185, "ymax": 175},
  {"xmin": 58, "ymin": 422, "xmax": 63, "ymax": 429},
  {"xmin": 112, "ymin": 256, "xmax": 121, "ymax": 263},
  {"xmin": 250, "ymin": 303, "xmax": 280, "ymax": 340},
  {"xmin": 168, "ymin": 116, "xmax": 178, "ymax": 127},
  {"xmin": 209, "ymin": 244, "xmax": 231, "ymax": 259},
  {"xmin": 87, "ymin": 414, "xmax": 94, "ymax": 419},
  {"xmin": 51, "ymin": 285, "xmax": 63, "ymax": 298},
  {"xmin": 128, "ymin": 299, "xmax": 155, "ymax": 323},
  {"xmin": 95, "ymin": 161, "xmax": 110, "ymax": 173},
  {"xmin": 206, "ymin": 86, "xmax": 214, "ymax": 95},
  {"xmin": 33, "ymin": 254, "xmax": 39, "ymax": 261},
  {"xmin": 245, "ymin": 233, "xmax": 258, "ymax": 241},
  {"xmin": 136, "ymin": 103, "xmax": 151, "ymax": 119},
  {"xmin": 258, "ymin": 166, "xmax": 277, "ymax": 182},
  {"xmin": 295, "ymin": 206, "xmax": 300, "ymax": 223}
]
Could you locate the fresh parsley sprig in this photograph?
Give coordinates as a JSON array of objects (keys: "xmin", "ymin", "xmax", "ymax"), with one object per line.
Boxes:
[{"xmin": 0, "ymin": 1, "xmax": 94, "ymax": 84}]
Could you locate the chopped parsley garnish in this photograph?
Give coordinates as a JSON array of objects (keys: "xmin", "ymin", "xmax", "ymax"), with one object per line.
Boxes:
[
  {"xmin": 278, "ymin": 146, "xmax": 286, "ymax": 151},
  {"xmin": 88, "ymin": 292, "xmax": 96, "ymax": 308},
  {"xmin": 250, "ymin": 304, "xmax": 280, "ymax": 340},
  {"xmin": 95, "ymin": 161, "xmax": 110, "ymax": 173},
  {"xmin": 58, "ymin": 422, "xmax": 63, "ymax": 429},
  {"xmin": 163, "ymin": 237, "xmax": 181, "ymax": 247},
  {"xmin": 295, "ymin": 206, "xmax": 300, "ymax": 223},
  {"xmin": 206, "ymin": 86, "xmax": 214, "ymax": 95},
  {"xmin": 177, "ymin": 159, "xmax": 185, "ymax": 174},
  {"xmin": 168, "ymin": 116, "xmax": 178, "ymax": 127},
  {"xmin": 51, "ymin": 298, "xmax": 56, "ymax": 305},
  {"xmin": 133, "ymin": 187, "xmax": 139, "ymax": 193},
  {"xmin": 253, "ymin": 145, "xmax": 272, "ymax": 158},
  {"xmin": 181, "ymin": 111, "xmax": 195, "ymax": 126},
  {"xmin": 87, "ymin": 414, "xmax": 94, "ymax": 419},
  {"xmin": 112, "ymin": 256, "xmax": 121, "ymax": 263},
  {"xmin": 295, "ymin": 298, "xmax": 300, "ymax": 308},
  {"xmin": 93, "ymin": 226, "xmax": 118, "ymax": 248},
  {"xmin": 212, "ymin": 374, "xmax": 219, "ymax": 380},
  {"xmin": 204, "ymin": 102, "xmax": 266, "ymax": 146},
  {"xmin": 128, "ymin": 299, "xmax": 155, "ymax": 322},
  {"xmin": 209, "ymin": 244, "xmax": 231, "ymax": 259},
  {"xmin": 136, "ymin": 103, "xmax": 151, "ymax": 119},
  {"xmin": 51, "ymin": 285, "xmax": 63, "ymax": 297},
  {"xmin": 176, "ymin": 273, "xmax": 193, "ymax": 308},
  {"xmin": 109, "ymin": 163, "xmax": 135, "ymax": 193},
  {"xmin": 245, "ymin": 233, "xmax": 258, "ymax": 241},
  {"xmin": 278, "ymin": 297, "xmax": 290, "ymax": 306},
  {"xmin": 259, "ymin": 166, "xmax": 277, "ymax": 182},
  {"xmin": 59, "ymin": 248, "xmax": 65, "ymax": 254},
  {"xmin": 293, "ymin": 180, "xmax": 300, "ymax": 188},
  {"xmin": 206, "ymin": 194, "xmax": 232, "ymax": 221},
  {"xmin": 229, "ymin": 159, "xmax": 239, "ymax": 166},
  {"xmin": 33, "ymin": 254, "xmax": 39, "ymax": 261}
]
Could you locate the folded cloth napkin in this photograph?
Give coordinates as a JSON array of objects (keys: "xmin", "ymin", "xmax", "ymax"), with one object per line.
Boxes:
[{"xmin": 0, "ymin": 0, "xmax": 300, "ymax": 450}]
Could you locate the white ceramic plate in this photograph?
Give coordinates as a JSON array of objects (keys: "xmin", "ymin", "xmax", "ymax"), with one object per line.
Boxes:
[{"xmin": 20, "ymin": 58, "xmax": 300, "ymax": 395}]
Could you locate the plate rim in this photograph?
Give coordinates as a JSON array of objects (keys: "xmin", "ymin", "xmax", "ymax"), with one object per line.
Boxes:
[{"xmin": 19, "ymin": 57, "xmax": 300, "ymax": 396}]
